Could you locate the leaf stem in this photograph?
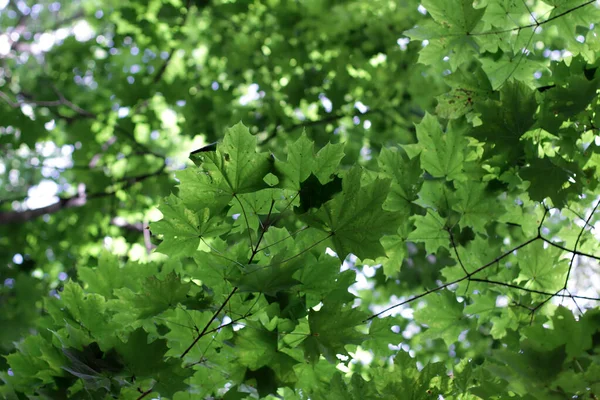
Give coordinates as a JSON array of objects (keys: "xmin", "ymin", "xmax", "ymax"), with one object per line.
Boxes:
[{"xmin": 179, "ymin": 200, "xmax": 276, "ymax": 359}]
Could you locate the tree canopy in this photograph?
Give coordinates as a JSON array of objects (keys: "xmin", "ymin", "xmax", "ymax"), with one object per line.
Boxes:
[{"xmin": 1, "ymin": 0, "xmax": 600, "ymax": 399}]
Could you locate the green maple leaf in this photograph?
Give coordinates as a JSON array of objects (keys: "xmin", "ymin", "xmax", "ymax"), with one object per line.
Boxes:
[
  {"xmin": 482, "ymin": 0, "xmax": 530, "ymax": 30},
  {"xmin": 203, "ymin": 122, "xmax": 274, "ymax": 195},
  {"xmin": 244, "ymin": 364, "xmax": 295, "ymax": 398},
  {"xmin": 233, "ymin": 326, "xmax": 278, "ymax": 370},
  {"xmin": 374, "ymin": 352, "xmax": 450, "ymax": 397},
  {"xmin": 276, "ymin": 134, "xmax": 344, "ymax": 190},
  {"xmin": 471, "ymin": 81, "xmax": 537, "ymax": 160},
  {"xmin": 229, "ymin": 258, "xmax": 303, "ymax": 296},
  {"xmin": 305, "ymin": 302, "xmax": 367, "ymax": 363},
  {"xmin": 538, "ymin": 75, "xmax": 600, "ymax": 134},
  {"xmin": 542, "ymin": 0, "xmax": 600, "ymax": 60},
  {"xmin": 152, "ymin": 195, "xmax": 230, "ymax": 258},
  {"xmin": 441, "ymin": 235, "xmax": 489, "ymax": 290},
  {"xmin": 159, "ymin": 308, "xmax": 219, "ymax": 360},
  {"xmin": 78, "ymin": 254, "xmax": 159, "ymax": 303},
  {"xmin": 112, "ymin": 272, "xmax": 193, "ymax": 321},
  {"xmin": 174, "ymin": 168, "xmax": 233, "ymax": 212},
  {"xmin": 479, "ymin": 57, "xmax": 543, "ymax": 89},
  {"xmin": 515, "ymin": 241, "xmax": 567, "ymax": 292},
  {"xmin": 555, "ymin": 309, "xmax": 599, "ymax": 359},
  {"xmin": 464, "ymin": 293, "xmax": 498, "ymax": 325},
  {"xmin": 520, "ymin": 156, "xmax": 579, "ymax": 208},
  {"xmin": 408, "ymin": 210, "xmax": 450, "ymax": 255},
  {"xmin": 304, "ymin": 166, "xmax": 399, "ymax": 260},
  {"xmin": 6, "ymin": 335, "xmax": 65, "ymax": 387},
  {"xmin": 404, "ymin": 0, "xmax": 484, "ymax": 70},
  {"xmin": 405, "ymin": 113, "xmax": 467, "ymax": 181},
  {"xmin": 490, "ymin": 343, "xmax": 567, "ymax": 390},
  {"xmin": 523, "ymin": 307, "xmax": 595, "ymax": 358},
  {"xmin": 452, "ymin": 358, "xmax": 475, "ymax": 394},
  {"xmin": 296, "ymin": 254, "xmax": 355, "ymax": 306},
  {"xmin": 192, "ymin": 239, "xmax": 250, "ymax": 293},
  {"xmin": 297, "ymin": 173, "xmax": 343, "ymax": 213},
  {"xmin": 115, "ymin": 328, "xmax": 192, "ymax": 397},
  {"xmin": 453, "ymin": 180, "xmax": 501, "ymax": 234},
  {"xmin": 413, "ymin": 179, "xmax": 456, "ymax": 215},
  {"xmin": 414, "ymin": 290, "xmax": 467, "ymax": 346},
  {"xmin": 322, "ymin": 372, "xmax": 380, "ymax": 400},
  {"xmin": 380, "ymin": 220, "xmax": 413, "ymax": 277},
  {"xmin": 293, "ymin": 360, "xmax": 337, "ymax": 396},
  {"xmin": 378, "ymin": 147, "xmax": 423, "ymax": 216},
  {"xmin": 462, "ymin": 292, "xmax": 520, "ymax": 340},
  {"xmin": 51, "ymin": 282, "xmax": 116, "ymax": 340},
  {"xmin": 365, "ymin": 318, "xmax": 402, "ymax": 356},
  {"xmin": 232, "ymin": 188, "xmax": 286, "ymax": 231},
  {"xmin": 422, "ymin": 0, "xmax": 485, "ymax": 34},
  {"xmin": 410, "ymin": 32, "xmax": 479, "ymax": 71},
  {"xmin": 276, "ymin": 133, "xmax": 315, "ymax": 190},
  {"xmin": 490, "ymin": 311, "xmax": 519, "ymax": 339},
  {"xmin": 313, "ymin": 142, "xmax": 345, "ymax": 184},
  {"xmin": 61, "ymin": 342, "xmax": 122, "ymax": 393},
  {"xmin": 436, "ymin": 63, "xmax": 494, "ymax": 119}
]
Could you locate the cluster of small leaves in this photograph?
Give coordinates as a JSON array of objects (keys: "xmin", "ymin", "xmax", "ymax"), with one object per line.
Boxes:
[
  {"xmin": 2, "ymin": 0, "xmax": 600, "ymax": 399},
  {"xmin": 4, "ymin": 118, "xmax": 600, "ymax": 399}
]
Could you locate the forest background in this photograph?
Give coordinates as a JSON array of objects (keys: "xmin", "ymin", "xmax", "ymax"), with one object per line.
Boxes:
[{"xmin": 1, "ymin": 0, "xmax": 600, "ymax": 398}]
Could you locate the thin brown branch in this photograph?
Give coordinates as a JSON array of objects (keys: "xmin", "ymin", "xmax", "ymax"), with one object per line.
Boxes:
[
  {"xmin": 179, "ymin": 198, "xmax": 276, "ymax": 359},
  {"xmin": 179, "ymin": 286, "xmax": 239, "ymax": 359},
  {"xmin": 447, "ymin": 227, "xmax": 469, "ymax": 275},
  {"xmin": 529, "ymin": 199, "xmax": 600, "ymax": 314},
  {"xmin": 0, "ymin": 91, "xmax": 62, "ymax": 107},
  {"xmin": 7, "ymin": 88, "xmax": 164, "ymax": 162},
  {"xmin": 234, "ymin": 194, "xmax": 255, "ymax": 249},
  {"xmin": 529, "ymin": 201, "xmax": 600, "ymax": 315},
  {"xmin": 200, "ymin": 309, "xmax": 256, "ymax": 337},
  {"xmin": 367, "ymin": 202, "xmax": 600, "ymax": 321},
  {"xmin": 49, "ymin": 84, "xmax": 96, "ymax": 117},
  {"xmin": 365, "ymin": 282, "xmax": 455, "ymax": 321},
  {"xmin": 110, "ymin": 217, "xmax": 145, "ymax": 233},
  {"xmin": 467, "ymin": 236, "xmax": 540, "ymax": 278},
  {"xmin": 142, "ymin": 220, "xmax": 153, "ymax": 255},
  {"xmin": 0, "ymin": 188, "xmax": 88, "ymax": 224},
  {"xmin": 13, "ymin": 90, "xmax": 97, "ymax": 118},
  {"xmin": 44, "ymin": 10, "xmax": 86, "ymax": 34},
  {"xmin": 267, "ymin": 232, "xmax": 334, "ymax": 267},
  {"xmin": 461, "ymin": 0, "xmax": 596, "ymax": 37},
  {"xmin": 135, "ymin": 387, "xmax": 154, "ymax": 400},
  {"xmin": 0, "ymin": 165, "xmax": 167, "ymax": 224},
  {"xmin": 469, "ymin": 278, "xmax": 600, "ymax": 301},
  {"xmin": 151, "ymin": 0, "xmax": 193, "ymax": 84},
  {"xmin": 257, "ymin": 225, "xmax": 309, "ymax": 252},
  {"xmin": 0, "ymin": 192, "xmax": 29, "ymax": 206},
  {"xmin": 366, "ymin": 235, "xmax": 541, "ymax": 320},
  {"xmin": 564, "ymin": 199, "xmax": 600, "ymax": 289},
  {"xmin": 541, "ymin": 238, "xmax": 600, "ymax": 261}
]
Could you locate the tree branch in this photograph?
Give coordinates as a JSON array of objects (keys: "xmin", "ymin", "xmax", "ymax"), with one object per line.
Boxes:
[
  {"xmin": 564, "ymin": 199, "xmax": 600, "ymax": 289},
  {"xmin": 179, "ymin": 200, "xmax": 276, "ymax": 359},
  {"xmin": 151, "ymin": 0, "xmax": 194, "ymax": 84},
  {"xmin": 0, "ymin": 165, "xmax": 167, "ymax": 224},
  {"xmin": 468, "ymin": 278, "xmax": 600, "ymax": 301},
  {"xmin": 110, "ymin": 216, "xmax": 144, "ymax": 232},
  {"xmin": 0, "ymin": 185, "xmax": 88, "ymax": 224},
  {"xmin": 447, "ymin": 0, "xmax": 597, "ymax": 37}
]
